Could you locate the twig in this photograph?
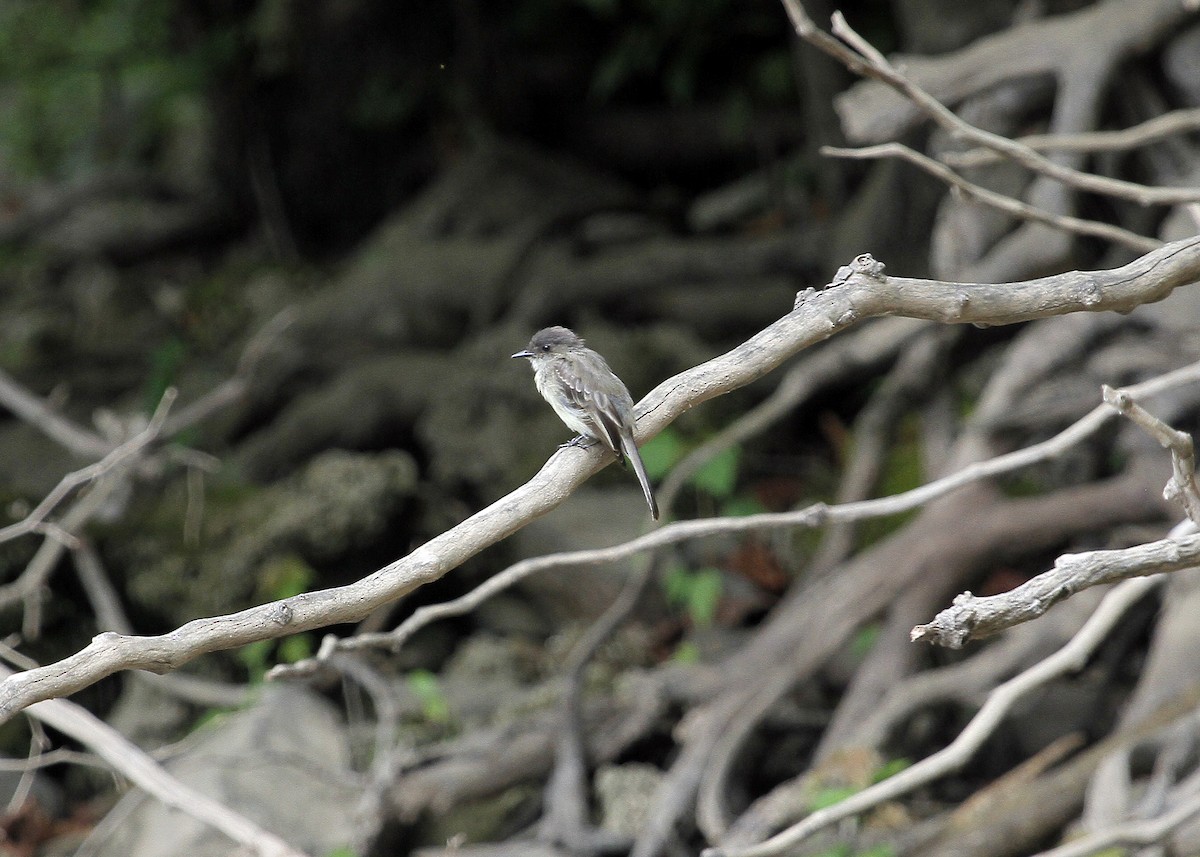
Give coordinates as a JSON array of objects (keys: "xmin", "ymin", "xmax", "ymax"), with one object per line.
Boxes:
[
  {"xmin": 0, "ymin": 369, "xmax": 110, "ymax": 458},
  {"xmin": 943, "ymin": 107, "xmax": 1200, "ymax": 168},
  {"xmin": 10, "ymin": 236, "xmax": 1200, "ymax": 720},
  {"xmin": 325, "ymin": 654, "xmax": 399, "ymax": 857},
  {"xmin": 822, "ymin": 143, "xmax": 1160, "ymax": 252},
  {"xmin": 269, "ymin": 356, "xmax": 1200, "ymax": 678},
  {"xmin": 1034, "ymin": 774, "xmax": 1200, "ymax": 857},
  {"xmin": 539, "ymin": 557, "xmax": 651, "ymax": 854},
  {"xmin": 704, "ymin": 572, "xmax": 1167, "ymax": 857},
  {"xmin": 656, "ymin": 317, "xmax": 928, "ymax": 515},
  {"xmin": 779, "ymin": 0, "xmax": 1200, "ymax": 207},
  {"xmin": 1102, "ymin": 384, "xmax": 1200, "ymax": 526},
  {"xmin": 912, "ymin": 530, "xmax": 1200, "ymax": 648},
  {"xmin": 0, "ymin": 388, "xmax": 178, "ymax": 546}
]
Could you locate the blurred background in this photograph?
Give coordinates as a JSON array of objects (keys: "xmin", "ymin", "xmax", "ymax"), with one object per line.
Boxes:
[{"xmin": 3, "ymin": 1, "xmax": 1200, "ymax": 855}]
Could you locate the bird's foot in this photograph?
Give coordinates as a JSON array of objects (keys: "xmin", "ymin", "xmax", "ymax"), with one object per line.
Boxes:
[{"xmin": 559, "ymin": 435, "xmax": 597, "ymax": 450}]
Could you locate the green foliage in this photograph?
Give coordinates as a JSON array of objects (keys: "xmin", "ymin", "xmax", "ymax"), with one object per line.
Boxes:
[
  {"xmin": 671, "ymin": 640, "xmax": 700, "ymax": 663},
  {"xmin": 0, "ymin": 0, "xmax": 219, "ymax": 177},
  {"xmin": 873, "ymin": 757, "xmax": 910, "ymax": 782},
  {"xmin": 808, "ymin": 785, "xmax": 858, "ymax": 812},
  {"xmin": 719, "ymin": 495, "xmax": 767, "ymax": 517},
  {"xmin": 854, "ymin": 414, "xmax": 924, "ymax": 548},
  {"xmin": 664, "ymin": 565, "xmax": 723, "ymax": 627},
  {"xmin": 806, "ymin": 756, "xmax": 911, "ymax": 823},
  {"xmin": 236, "ymin": 556, "xmax": 317, "ymax": 681},
  {"xmin": 643, "ymin": 427, "xmax": 761, "ymax": 516},
  {"xmin": 407, "ymin": 669, "xmax": 453, "ymax": 725},
  {"xmin": 580, "ymin": 0, "xmax": 793, "ymax": 106},
  {"xmin": 692, "ymin": 445, "xmax": 740, "ymax": 497},
  {"xmin": 237, "ymin": 639, "xmax": 274, "ymax": 682},
  {"xmin": 257, "ymin": 554, "xmax": 316, "ymax": 601},
  {"xmin": 323, "ymin": 849, "xmax": 361, "ymax": 857},
  {"xmin": 850, "ymin": 623, "xmax": 879, "ymax": 660},
  {"xmin": 641, "ymin": 428, "xmax": 688, "ymax": 480},
  {"xmin": 143, "ymin": 336, "xmax": 186, "ymax": 414}
]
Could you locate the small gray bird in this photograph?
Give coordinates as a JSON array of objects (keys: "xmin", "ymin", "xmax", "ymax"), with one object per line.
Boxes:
[{"xmin": 512, "ymin": 326, "xmax": 659, "ymax": 520}]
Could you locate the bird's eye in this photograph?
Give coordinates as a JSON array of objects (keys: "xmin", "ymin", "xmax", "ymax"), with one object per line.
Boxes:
[{"xmin": 541, "ymin": 344, "xmax": 550, "ymax": 352}]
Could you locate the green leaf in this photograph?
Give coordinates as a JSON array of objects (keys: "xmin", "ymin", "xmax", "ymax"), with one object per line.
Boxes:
[
  {"xmin": 258, "ymin": 554, "xmax": 316, "ymax": 601},
  {"xmin": 407, "ymin": 669, "xmax": 452, "ymax": 724},
  {"xmin": 873, "ymin": 757, "xmax": 910, "ymax": 782},
  {"xmin": 663, "ymin": 566, "xmax": 723, "ymax": 628},
  {"xmin": 278, "ymin": 634, "xmax": 314, "ymax": 664},
  {"xmin": 691, "ymin": 445, "xmax": 740, "ymax": 498},
  {"xmin": 719, "ymin": 495, "xmax": 766, "ymax": 518},
  {"xmin": 237, "ymin": 639, "xmax": 273, "ymax": 682},
  {"xmin": 672, "ymin": 641, "xmax": 700, "ymax": 663},
  {"xmin": 640, "ymin": 428, "xmax": 688, "ymax": 480},
  {"xmin": 850, "ymin": 624, "xmax": 879, "ymax": 659},
  {"xmin": 808, "ymin": 785, "xmax": 857, "ymax": 811},
  {"xmin": 686, "ymin": 567, "xmax": 723, "ymax": 627}
]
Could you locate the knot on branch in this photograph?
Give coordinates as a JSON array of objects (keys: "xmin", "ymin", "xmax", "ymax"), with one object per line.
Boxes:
[
  {"xmin": 911, "ymin": 591, "xmax": 978, "ymax": 649},
  {"xmin": 831, "ymin": 253, "xmax": 886, "ymax": 288}
]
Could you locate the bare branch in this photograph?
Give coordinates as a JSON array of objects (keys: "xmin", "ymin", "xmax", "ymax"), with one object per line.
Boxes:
[
  {"xmin": 1103, "ymin": 385, "xmax": 1200, "ymax": 526},
  {"xmin": 0, "ymin": 661, "xmax": 311, "ymax": 857},
  {"xmin": 705, "ymin": 573, "xmax": 1168, "ymax": 857},
  {"xmin": 944, "ymin": 107, "xmax": 1200, "ymax": 168},
  {"xmin": 0, "ymin": 388, "xmax": 178, "ymax": 546},
  {"xmin": 823, "ymin": 143, "xmax": 1160, "ymax": 252},
  {"xmin": 0, "ymin": 369, "xmax": 110, "ymax": 458},
  {"xmin": 270, "ymin": 358, "xmax": 1200, "ymax": 679},
  {"xmin": 912, "ymin": 532, "xmax": 1200, "ymax": 648},
  {"xmin": 1034, "ymin": 783, "xmax": 1200, "ymax": 857},
  {"xmin": 7, "ymin": 238, "xmax": 1200, "ymax": 720},
  {"xmin": 779, "ymin": 0, "xmax": 1200, "ymax": 207}
]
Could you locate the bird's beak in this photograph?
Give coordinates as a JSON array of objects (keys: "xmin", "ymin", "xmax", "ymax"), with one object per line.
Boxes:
[{"xmin": 511, "ymin": 350, "xmax": 533, "ymax": 359}]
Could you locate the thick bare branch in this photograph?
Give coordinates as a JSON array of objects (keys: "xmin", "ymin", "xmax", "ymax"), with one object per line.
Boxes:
[
  {"xmin": 6, "ymin": 237, "xmax": 1200, "ymax": 721},
  {"xmin": 912, "ymin": 532, "xmax": 1200, "ymax": 648}
]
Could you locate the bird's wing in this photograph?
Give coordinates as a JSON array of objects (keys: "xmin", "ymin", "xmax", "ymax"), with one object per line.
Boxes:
[{"xmin": 552, "ymin": 359, "xmax": 628, "ymax": 454}]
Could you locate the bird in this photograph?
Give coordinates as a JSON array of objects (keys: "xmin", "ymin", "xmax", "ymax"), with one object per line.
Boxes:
[{"xmin": 512, "ymin": 326, "xmax": 659, "ymax": 519}]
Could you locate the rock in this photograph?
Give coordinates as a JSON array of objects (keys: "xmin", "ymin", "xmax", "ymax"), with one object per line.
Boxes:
[
  {"xmin": 90, "ymin": 686, "xmax": 359, "ymax": 857},
  {"xmin": 595, "ymin": 762, "xmax": 664, "ymax": 837}
]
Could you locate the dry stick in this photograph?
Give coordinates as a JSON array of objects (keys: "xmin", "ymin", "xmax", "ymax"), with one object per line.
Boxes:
[
  {"xmin": 270, "ymin": 354, "xmax": 1200, "ymax": 679},
  {"xmin": 705, "ymin": 570, "xmax": 1171, "ymax": 857},
  {"xmin": 822, "ymin": 143, "xmax": 1160, "ymax": 253},
  {"xmin": 915, "ymin": 381, "xmax": 1200, "ymax": 649},
  {"xmin": 656, "ymin": 317, "xmax": 928, "ymax": 515},
  {"xmin": 912, "ymin": 531, "xmax": 1200, "ymax": 648},
  {"xmin": 7, "ymin": 236, "xmax": 1200, "ymax": 722},
  {"xmin": 538, "ymin": 558, "xmax": 652, "ymax": 854},
  {"xmin": 944, "ymin": 107, "xmax": 1200, "ymax": 168},
  {"xmin": 1035, "ymin": 780, "xmax": 1200, "ymax": 857},
  {"xmin": 0, "ymin": 477, "xmax": 121, "ymax": 639},
  {"xmin": 72, "ymin": 540, "xmax": 250, "ymax": 709},
  {"xmin": 1102, "ymin": 385, "xmax": 1200, "ymax": 526},
  {"xmin": 0, "ymin": 659, "xmax": 310, "ymax": 857},
  {"xmin": 0, "ymin": 387, "xmax": 178, "ymax": 546},
  {"xmin": 325, "ymin": 654, "xmax": 400, "ymax": 857},
  {"xmin": 696, "ymin": 332, "xmax": 955, "ymax": 842},
  {"xmin": 0, "ymin": 369, "xmax": 111, "ymax": 459},
  {"xmin": 780, "ymin": 2, "xmax": 1200, "ymax": 208}
]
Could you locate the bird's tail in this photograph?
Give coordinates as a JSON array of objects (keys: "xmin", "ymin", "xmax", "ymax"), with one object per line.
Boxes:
[{"xmin": 622, "ymin": 433, "xmax": 660, "ymax": 520}]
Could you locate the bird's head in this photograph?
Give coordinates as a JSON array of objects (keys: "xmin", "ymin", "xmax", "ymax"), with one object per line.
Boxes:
[{"xmin": 511, "ymin": 326, "xmax": 584, "ymax": 361}]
